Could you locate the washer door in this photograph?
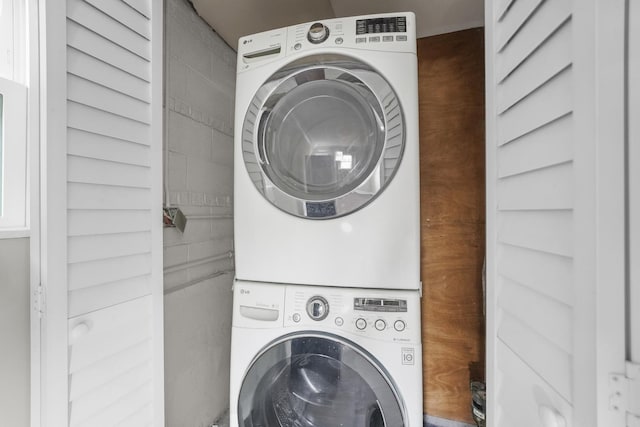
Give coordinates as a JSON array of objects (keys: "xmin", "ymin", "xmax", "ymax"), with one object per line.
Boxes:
[
  {"xmin": 237, "ymin": 333, "xmax": 406, "ymax": 427},
  {"xmin": 242, "ymin": 54, "xmax": 405, "ymax": 219}
]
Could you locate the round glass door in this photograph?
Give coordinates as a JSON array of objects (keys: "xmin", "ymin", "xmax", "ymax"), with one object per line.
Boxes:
[
  {"xmin": 237, "ymin": 333, "xmax": 406, "ymax": 427},
  {"xmin": 242, "ymin": 54, "xmax": 405, "ymax": 219}
]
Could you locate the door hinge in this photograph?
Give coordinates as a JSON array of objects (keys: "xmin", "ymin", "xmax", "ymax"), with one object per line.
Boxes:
[
  {"xmin": 610, "ymin": 362, "xmax": 640, "ymax": 426},
  {"xmin": 34, "ymin": 284, "xmax": 45, "ymax": 318}
]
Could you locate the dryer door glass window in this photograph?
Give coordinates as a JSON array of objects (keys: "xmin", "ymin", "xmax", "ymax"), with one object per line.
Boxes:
[
  {"xmin": 261, "ymin": 79, "xmax": 383, "ymax": 201},
  {"xmin": 237, "ymin": 334, "xmax": 406, "ymax": 427},
  {"xmin": 242, "ymin": 54, "xmax": 405, "ymax": 219}
]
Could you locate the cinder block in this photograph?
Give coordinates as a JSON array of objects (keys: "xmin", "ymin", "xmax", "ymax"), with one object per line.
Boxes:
[
  {"xmin": 180, "ymin": 217, "xmax": 213, "ymax": 244},
  {"xmin": 163, "ymin": 242, "xmax": 188, "ymax": 266},
  {"xmin": 188, "ymin": 237, "xmax": 233, "ymax": 262},
  {"xmin": 163, "ymin": 268, "xmax": 189, "ymax": 291},
  {"xmin": 168, "ymin": 111, "xmax": 212, "ymax": 158},
  {"xmin": 211, "ymin": 129, "xmax": 233, "ymax": 163},
  {"xmin": 167, "ymin": 57, "xmax": 187, "ymax": 101},
  {"xmin": 211, "ymin": 54, "xmax": 236, "ymax": 97},
  {"xmin": 185, "ymin": 67, "xmax": 233, "ymax": 127},
  {"xmin": 168, "ymin": 152, "xmax": 187, "ymax": 191},
  {"xmin": 186, "ymin": 156, "xmax": 232, "ymax": 195},
  {"xmin": 190, "ymin": 192, "xmax": 206, "ymax": 206}
]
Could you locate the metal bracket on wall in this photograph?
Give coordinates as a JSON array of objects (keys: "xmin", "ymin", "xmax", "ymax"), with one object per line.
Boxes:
[{"xmin": 163, "ymin": 207, "xmax": 187, "ymax": 232}]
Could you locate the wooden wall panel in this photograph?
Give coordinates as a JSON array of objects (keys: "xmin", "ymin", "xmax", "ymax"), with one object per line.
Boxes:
[{"xmin": 418, "ymin": 28, "xmax": 486, "ymax": 424}]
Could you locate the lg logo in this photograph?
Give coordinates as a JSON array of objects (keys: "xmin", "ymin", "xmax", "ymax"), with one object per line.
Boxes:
[
  {"xmin": 243, "ymin": 39, "xmax": 253, "ymax": 45},
  {"xmin": 240, "ymin": 288, "xmax": 250, "ymax": 295}
]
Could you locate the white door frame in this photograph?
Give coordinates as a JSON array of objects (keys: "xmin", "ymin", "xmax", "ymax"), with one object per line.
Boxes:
[
  {"xmin": 28, "ymin": 0, "xmax": 41, "ymax": 425},
  {"xmin": 37, "ymin": 0, "xmax": 69, "ymax": 423},
  {"xmin": 593, "ymin": 0, "xmax": 628, "ymax": 425},
  {"xmin": 628, "ymin": 0, "xmax": 640, "ymax": 365}
]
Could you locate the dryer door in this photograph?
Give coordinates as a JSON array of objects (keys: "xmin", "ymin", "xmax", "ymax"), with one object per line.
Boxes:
[
  {"xmin": 237, "ymin": 333, "xmax": 406, "ymax": 427},
  {"xmin": 242, "ymin": 54, "xmax": 405, "ymax": 219}
]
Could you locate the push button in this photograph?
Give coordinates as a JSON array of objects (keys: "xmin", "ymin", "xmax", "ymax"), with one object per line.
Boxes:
[
  {"xmin": 369, "ymin": 36, "xmax": 381, "ymax": 43},
  {"xmin": 394, "ymin": 320, "xmax": 406, "ymax": 332},
  {"xmin": 375, "ymin": 319, "xmax": 386, "ymax": 331},
  {"xmin": 356, "ymin": 318, "xmax": 367, "ymax": 330}
]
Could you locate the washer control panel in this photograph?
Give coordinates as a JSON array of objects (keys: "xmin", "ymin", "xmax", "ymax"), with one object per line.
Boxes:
[
  {"xmin": 233, "ymin": 280, "xmax": 421, "ymax": 343},
  {"xmin": 282, "ymin": 284, "xmax": 421, "ymax": 343}
]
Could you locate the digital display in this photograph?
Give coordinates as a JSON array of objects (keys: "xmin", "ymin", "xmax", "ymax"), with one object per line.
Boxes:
[
  {"xmin": 356, "ymin": 17, "xmax": 407, "ymax": 35},
  {"xmin": 306, "ymin": 201, "xmax": 337, "ymax": 218},
  {"xmin": 354, "ymin": 298, "xmax": 408, "ymax": 312}
]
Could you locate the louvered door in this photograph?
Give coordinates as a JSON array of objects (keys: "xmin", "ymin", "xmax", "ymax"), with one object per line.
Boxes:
[
  {"xmin": 40, "ymin": 0, "xmax": 163, "ymax": 425},
  {"xmin": 486, "ymin": 0, "xmax": 629, "ymax": 426}
]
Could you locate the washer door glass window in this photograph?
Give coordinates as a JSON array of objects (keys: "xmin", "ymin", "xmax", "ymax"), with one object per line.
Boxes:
[
  {"xmin": 242, "ymin": 54, "xmax": 405, "ymax": 219},
  {"xmin": 237, "ymin": 333, "xmax": 406, "ymax": 427}
]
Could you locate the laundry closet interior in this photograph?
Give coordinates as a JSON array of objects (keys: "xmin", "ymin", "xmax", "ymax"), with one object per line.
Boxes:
[
  {"xmin": 0, "ymin": 0, "xmax": 485, "ymax": 426},
  {"xmin": 11, "ymin": 0, "xmax": 636, "ymax": 427},
  {"xmin": 164, "ymin": 2, "xmax": 486, "ymax": 426}
]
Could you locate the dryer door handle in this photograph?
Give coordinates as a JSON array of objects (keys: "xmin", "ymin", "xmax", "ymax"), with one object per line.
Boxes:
[{"xmin": 256, "ymin": 111, "xmax": 270, "ymax": 165}]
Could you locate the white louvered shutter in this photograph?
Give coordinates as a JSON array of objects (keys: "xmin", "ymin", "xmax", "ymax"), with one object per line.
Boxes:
[
  {"xmin": 486, "ymin": 0, "xmax": 630, "ymax": 426},
  {"xmin": 40, "ymin": 0, "xmax": 163, "ymax": 426}
]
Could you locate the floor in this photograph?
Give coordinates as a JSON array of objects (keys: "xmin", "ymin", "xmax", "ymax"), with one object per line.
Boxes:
[{"xmin": 426, "ymin": 414, "xmax": 477, "ymax": 427}]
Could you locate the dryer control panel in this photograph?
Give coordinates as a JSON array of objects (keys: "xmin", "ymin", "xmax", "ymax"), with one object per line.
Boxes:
[{"xmin": 237, "ymin": 12, "xmax": 416, "ymax": 72}]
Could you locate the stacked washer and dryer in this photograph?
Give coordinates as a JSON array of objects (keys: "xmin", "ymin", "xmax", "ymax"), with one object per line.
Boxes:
[{"xmin": 231, "ymin": 12, "xmax": 422, "ymax": 427}]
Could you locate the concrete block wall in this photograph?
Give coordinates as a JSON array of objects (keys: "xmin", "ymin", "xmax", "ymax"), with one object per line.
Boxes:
[{"xmin": 163, "ymin": 0, "xmax": 236, "ymax": 424}]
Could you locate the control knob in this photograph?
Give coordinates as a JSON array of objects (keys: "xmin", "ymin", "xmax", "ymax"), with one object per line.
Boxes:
[
  {"xmin": 308, "ymin": 22, "xmax": 330, "ymax": 44},
  {"xmin": 306, "ymin": 296, "xmax": 329, "ymax": 321}
]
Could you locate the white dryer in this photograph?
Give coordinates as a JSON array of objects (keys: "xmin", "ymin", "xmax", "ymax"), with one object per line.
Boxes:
[
  {"xmin": 234, "ymin": 13, "xmax": 420, "ymax": 290},
  {"xmin": 229, "ymin": 280, "xmax": 423, "ymax": 427}
]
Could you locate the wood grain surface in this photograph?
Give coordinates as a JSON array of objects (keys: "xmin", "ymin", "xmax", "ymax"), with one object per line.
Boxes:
[{"xmin": 418, "ymin": 28, "xmax": 486, "ymax": 424}]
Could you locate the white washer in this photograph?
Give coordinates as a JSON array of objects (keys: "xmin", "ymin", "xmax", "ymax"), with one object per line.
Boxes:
[
  {"xmin": 234, "ymin": 13, "xmax": 420, "ymax": 290},
  {"xmin": 230, "ymin": 280, "xmax": 423, "ymax": 427}
]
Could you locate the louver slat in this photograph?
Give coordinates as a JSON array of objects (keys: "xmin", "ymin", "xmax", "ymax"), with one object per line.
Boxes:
[
  {"xmin": 496, "ymin": 0, "xmax": 543, "ymax": 52},
  {"xmin": 84, "ymin": 0, "xmax": 150, "ymax": 39},
  {"xmin": 67, "ymin": 0, "xmax": 150, "ymax": 60},
  {"xmin": 67, "ymin": 47, "xmax": 150, "ymax": 103},
  {"xmin": 67, "ymin": 74, "xmax": 150, "ymax": 124},
  {"xmin": 496, "ymin": 0, "xmax": 571, "ymax": 82},
  {"xmin": 67, "ymin": 19, "xmax": 150, "ymax": 82},
  {"xmin": 122, "ymin": 0, "xmax": 151, "ymax": 18},
  {"xmin": 68, "ymin": 276, "xmax": 152, "ymax": 318},
  {"xmin": 67, "ymin": 128, "xmax": 151, "ymax": 167},
  {"xmin": 497, "ymin": 309, "xmax": 572, "ymax": 400}
]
